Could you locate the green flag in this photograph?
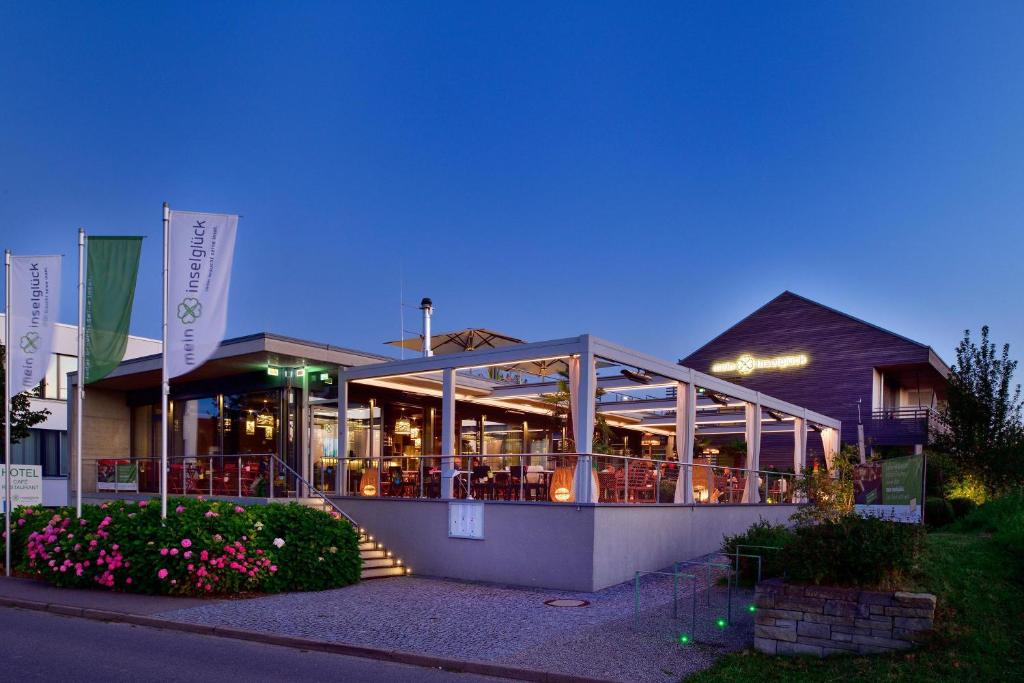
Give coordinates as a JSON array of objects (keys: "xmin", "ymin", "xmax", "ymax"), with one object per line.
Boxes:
[{"xmin": 84, "ymin": 236, "xmax": 143, "ymax": 384}]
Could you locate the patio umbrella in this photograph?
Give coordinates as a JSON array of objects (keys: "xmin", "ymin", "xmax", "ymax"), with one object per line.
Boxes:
[{"xmin": 386, "ymin": 328, "xmax": 526, "ymax": 355}]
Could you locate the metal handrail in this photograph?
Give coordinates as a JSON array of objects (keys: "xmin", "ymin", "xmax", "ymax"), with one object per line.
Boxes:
[{"xmin": 267, "ymin": 453, "xmax": 359, "ymax": 529}]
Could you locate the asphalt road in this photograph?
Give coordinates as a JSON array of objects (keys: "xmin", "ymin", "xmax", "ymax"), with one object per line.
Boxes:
[{"xmin": 0, "ymin": 606, "xmax": 503, "ymax": 682}]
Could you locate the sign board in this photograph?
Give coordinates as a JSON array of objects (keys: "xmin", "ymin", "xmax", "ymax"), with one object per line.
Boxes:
[
  {"xmin": 97, "ymin": 463, "xmax": 139, "ymax": 492},
  {"xmin": 0, "ymin": 464, "xmax": 43, "ymax": 511},
  {"xmin": 711, "ymin": 353, "xmax": 808, "ymax": 375},
  {"xmin": 854, "ymin": 454, "xmax": 925, "ymax": 523},
  {"xmin": 448, "ymin": 501, "xmax": 485, "ymax": 539}
]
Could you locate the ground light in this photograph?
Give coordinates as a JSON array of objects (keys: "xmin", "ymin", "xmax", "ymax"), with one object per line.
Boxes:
[
  {"xmin": 678, "ymin": 633, "xmax": 691, "ymax": 645},
  {"xmin": 747, "ymin": 604, "xmax": 757, "ymax": 613},
  {"xmin": 715, "ymin": 617, "xmax": 728, "ymax": 629}
]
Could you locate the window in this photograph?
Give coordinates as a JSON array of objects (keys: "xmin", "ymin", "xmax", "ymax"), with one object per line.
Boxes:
[
  {"xmin": 9, "ymin": 428, "xmax": 67, "ymax": 477},
  {"xmin": 33, "ymin": 354, "xmax": 78, "ymax": 400}
]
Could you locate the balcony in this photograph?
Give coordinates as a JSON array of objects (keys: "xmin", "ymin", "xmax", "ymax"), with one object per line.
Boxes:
[{"xmin": 868, "ymin": 407, "xmax": 943, "ymax": 447}]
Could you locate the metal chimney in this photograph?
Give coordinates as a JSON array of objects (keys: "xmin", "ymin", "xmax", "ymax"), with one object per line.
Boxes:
[{"xmin": 420, "ymin": 297, "xmax": 433, "ymax": 357}]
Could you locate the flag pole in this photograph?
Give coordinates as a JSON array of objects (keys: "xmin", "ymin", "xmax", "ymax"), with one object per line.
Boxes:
[
  {"xmin": 4, "ymin": 249, "xmax": 12, "ymax": 576},
  {"xmin": 76, "ymin": 229, "xmax": 85, "ymax": 517},
  {"xmin": 161, "ymin": 203, "xmax": 170, "ymax": 519}
]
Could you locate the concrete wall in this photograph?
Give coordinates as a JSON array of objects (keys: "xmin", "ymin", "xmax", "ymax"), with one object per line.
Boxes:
[
  {"xmin": 70, "ymin": 387, "xmax": 131, "ymax": 494},
  {"xmin": 334, "ymin": 497, "xmax": 799, "ymax": 592},
  {"xmin": 591, "ymin": 504, "xmax": 796, "ymax": 590},
  {"xmin": 336, "ymin": 498, "xmax": 596, "ymax": 591}
]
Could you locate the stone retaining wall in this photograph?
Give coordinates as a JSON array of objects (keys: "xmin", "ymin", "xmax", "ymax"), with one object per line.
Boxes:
[{"xmin": 754, "ymin": 579, "xmax": 936, "ymax": 656}]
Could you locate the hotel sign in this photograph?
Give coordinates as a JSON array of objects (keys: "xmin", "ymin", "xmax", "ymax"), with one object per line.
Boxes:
[{"xmin": 711, "ymin": 353, "xmax": 808, "ymax": 375}]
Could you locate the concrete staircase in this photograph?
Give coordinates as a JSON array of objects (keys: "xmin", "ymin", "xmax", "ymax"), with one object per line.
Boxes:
[
  {"xmin": 356, "ymin": 527, "xmax": 409, "ymax": 580},
  {"xmin": 298, "ymin": 497, "xmax": 409, "ymax": 581}
]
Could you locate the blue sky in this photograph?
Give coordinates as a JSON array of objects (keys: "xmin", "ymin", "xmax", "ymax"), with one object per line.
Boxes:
[{"xmin": 1, "ymin": 2, "xmax": 1022, "ymax": 364}]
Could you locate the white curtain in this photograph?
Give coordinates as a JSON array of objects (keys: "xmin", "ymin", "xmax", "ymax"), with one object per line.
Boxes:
[
  {"xmin": 673, "ymin": 382, "xmax": 696, "ymax": 504},
  {"xmin": 567, "ymin": 356, "xmax": 581, "ymax": 451},
  {"xmin": 821, "ymin": 428, "xmax": 839, "ymax": 471},
  {"xmin": 793, "ymin": 417, "xmax": 806, "ymax": 476},
  {"xmin": 741, "ymin": 401, "xmax": 762, "ymax": 503},
  {"xmin": 568, "ymin": 355, "xmax": 597, "ymax": 503}
]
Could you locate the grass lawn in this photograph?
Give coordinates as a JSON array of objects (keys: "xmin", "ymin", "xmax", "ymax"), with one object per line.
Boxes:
[{"xmin": 687, "ymin": 530, "xmax": 1024, "ymax": 682}]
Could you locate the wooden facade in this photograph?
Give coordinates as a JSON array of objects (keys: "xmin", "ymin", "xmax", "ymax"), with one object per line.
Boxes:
[{"xmin": 680, "ymin": 292, "xmax": 949, "ymax": 468}]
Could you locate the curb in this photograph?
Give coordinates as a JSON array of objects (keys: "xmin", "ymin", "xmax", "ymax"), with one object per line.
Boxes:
[{"xmin": 0, "ymin": 595, "xmax": 616, "ymax": 683}]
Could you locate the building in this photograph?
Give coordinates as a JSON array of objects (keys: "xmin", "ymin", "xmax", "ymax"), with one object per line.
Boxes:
[
  {"xmin": 1, "ymin": 313, "xmax": 161, "ymax": 506},
  {"xmin": 71, "ymin": 329, "xmax": 838, "ymax": 590},
  {"xmin": 680, "ymin": 291, "xmax": 950, "ymax": 469}
]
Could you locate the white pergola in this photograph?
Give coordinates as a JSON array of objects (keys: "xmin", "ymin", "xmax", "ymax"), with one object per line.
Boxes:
[{"xmin": 337, "ymin": 334, "xmax": 841, "ymax": 504}]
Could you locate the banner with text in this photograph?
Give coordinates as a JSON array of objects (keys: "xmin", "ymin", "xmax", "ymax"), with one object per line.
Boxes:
[
  {"xmin": 854, "ymin": 453, "xmax": 925, "ymax": 523},
  {"xmin": 166, "ymin": 210, "xmax": 237, "ymax": 378},
  {"xmin": 7, "ymin": 255, "xmax": 61, "ymax": 398},
  {"xmin": 85, "ymin": 236, "xmax": 143, "ymax": 384}
]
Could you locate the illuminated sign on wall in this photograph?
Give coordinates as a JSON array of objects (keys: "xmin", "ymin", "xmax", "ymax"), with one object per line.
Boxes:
[{"xmin": 711, "ymin": 353, "xmax": 808, "ymax": 375}]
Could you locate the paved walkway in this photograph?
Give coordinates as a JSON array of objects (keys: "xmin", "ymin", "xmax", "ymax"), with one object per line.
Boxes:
[
  {"xmin": 0, "ymin": 557, "xmax": 755, "ymax": 683},
  {"xmin": 157, "ymin": 562, "xmax": 755, "ymax": 683}
]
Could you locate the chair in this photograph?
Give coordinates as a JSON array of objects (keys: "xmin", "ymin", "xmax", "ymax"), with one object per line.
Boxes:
[
  {"xmin": 471, "ymin": 465, "xmax": 491, "ymax": 499},
  {"xmin": 525, "ymin": 465, "xmax": 546, "ymax": 501},
  {"xmin": 507, "ymin": 464, "xmax": 524, "ymax": 501},
  {"xmin": 386, "ymin": 466, "xmax": 404, "ymax": 497},
  {"xmin": 598, "ymin": 471, "xmax": 619, "ymax": 502},
  {"xmin": 493, "ymin": 471, "xmax": 513, "ymax": 500},
  {"xmin": 626, "ymin": 463, "xmax": 655, "ymax": 502}
]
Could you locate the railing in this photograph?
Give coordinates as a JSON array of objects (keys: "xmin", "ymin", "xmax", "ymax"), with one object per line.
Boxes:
[
  {"xmin": 91, "ymin": 452, "xmax": 802, "ymax": 506},
  {"xmin": 342, "ymin": 452, "xmax": 802, "ymax": 505},
  {"xmin": 94, "ymin": 454, "xmax": 301, "ymax": 500},
  {"xmin": 266, "ymin": 453, "xmax": 359, "ymax": 528},
  {"xmin": 871, "ymin": 407, "xmax": 939, "ymax": 421},
  {"xmin": 871, "ymin": 406, "xmax": 946, "ymax": 437}
]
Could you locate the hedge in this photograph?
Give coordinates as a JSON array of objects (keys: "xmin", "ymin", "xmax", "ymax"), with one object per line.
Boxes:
[
  {"xmin": 783, "ymin": 514, "xmax": 924, "ymax": 587},
  {"xmin": 3, "ymin": 498, "xmax": 360, "ymax": 596}
]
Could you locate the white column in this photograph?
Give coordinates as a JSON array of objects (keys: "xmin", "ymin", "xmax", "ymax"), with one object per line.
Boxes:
[
  {"xmin": 572, "ymin": 350, "xmax": 596, "ymax": 503},
  {"xmin": 673, "ymin": 381, "xmax": 697, "ymax": 504},
  {"xmin": 337, "ymin": 374, "xmax": 348, "ymax": 495},
  {"xmin": 441, "ymin": 367, "xmax": 456, "ymax": 499},
  {"xmin": 742, "ymin": 399, "xmax": 762, "ymax": 503}
]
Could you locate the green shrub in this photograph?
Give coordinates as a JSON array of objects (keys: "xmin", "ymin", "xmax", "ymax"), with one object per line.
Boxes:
[
  {"xmin": 7, "ymin": 498, "xmax": 361, "ymax": 596},
  {"xmin": 783, "ymin": 515, "xmax": 924, "ymax": 587},
  {"xmin": 722, "ymin": 518, "xmax": 795, "ymax": 583},
  {"xmin": 951, "ymin": 489, "xmax": 1024, "ymax": 533},
  {"xmin": 925, "ymin": 497, "xmax": 955, "ymax": 528},
  {"xmin": 948, "ymin": 497, "xmax": 978, "ymax": 520},
  {"xmin": 257, "ymin": 503, "xmax": 360, "ymax": 592},
  {"xmin": 944, "ymin": 474, "xmax": 988, "ymax": 505}
]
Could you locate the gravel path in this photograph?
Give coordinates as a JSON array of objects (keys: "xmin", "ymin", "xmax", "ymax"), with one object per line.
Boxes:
[{"xmin": 158, "ymin": 555, "xmax": 754, "ymax": 683}]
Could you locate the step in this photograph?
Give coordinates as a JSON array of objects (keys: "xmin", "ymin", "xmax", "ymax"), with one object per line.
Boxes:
[
  {"xmin": 359, "ymin": 549, "xmax": 386, "ymax": 560},
  {"xmin": 358, "ymin": 541, "xmax": 377, "ymax": 551},
  {"xmin": 362, "ymin": 557, "xmax": 399, "ymax": 569},
  {"xmin": 361, "ymin": 565, "xmax": 407, "ymax": 580}
]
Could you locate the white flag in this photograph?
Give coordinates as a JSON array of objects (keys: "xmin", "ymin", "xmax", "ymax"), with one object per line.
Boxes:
[
  {"xmin": 8, "ymin": 255, "xmax": 61, "ymax": 398},
  {"xmin": 166, "ymin": 210, "xmax": 237, "ymax": 378}
]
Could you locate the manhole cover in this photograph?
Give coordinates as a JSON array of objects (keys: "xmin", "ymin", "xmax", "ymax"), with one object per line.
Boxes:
[{"xmin": 544, "ymin": 598, "xmax": 590, "ymax": 608}]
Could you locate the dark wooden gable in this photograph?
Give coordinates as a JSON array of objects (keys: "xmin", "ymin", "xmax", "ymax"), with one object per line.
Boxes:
[{"xmin": 680, "ymin": 291, "xmax": 930, "ymax": 428}]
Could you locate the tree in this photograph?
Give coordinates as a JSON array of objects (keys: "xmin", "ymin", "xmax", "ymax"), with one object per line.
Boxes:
[
  {"xmin": 934, "ymin": 326, "xmax": 1024, "ymax": 494},
  {"xmin": 0, "ymin": 343, "xmax": 52, "ymax": 462},
  {"xmin": 539, "ymin": 373, "xmax": 612, "ymax": 454}
]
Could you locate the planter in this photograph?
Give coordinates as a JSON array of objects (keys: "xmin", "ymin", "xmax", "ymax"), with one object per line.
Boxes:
[{"xmin": 754, "ymin": 578, "xmax": 936, "ymax": 657}]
